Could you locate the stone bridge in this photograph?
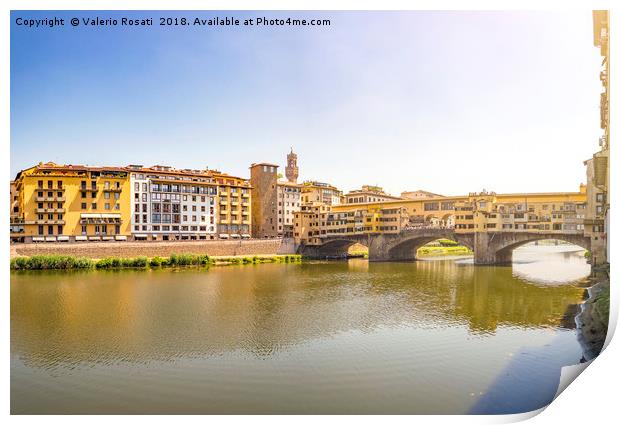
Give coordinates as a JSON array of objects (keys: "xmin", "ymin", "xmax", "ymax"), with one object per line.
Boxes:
[{"xmin": 297, "ymin": 229, "xmax": 593, "ymax": 265}]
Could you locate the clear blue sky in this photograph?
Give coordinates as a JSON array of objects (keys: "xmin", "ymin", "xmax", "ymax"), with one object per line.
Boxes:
[{"xmin": 11, "ymin": 10, "xmax": 602, "ymax": 195}]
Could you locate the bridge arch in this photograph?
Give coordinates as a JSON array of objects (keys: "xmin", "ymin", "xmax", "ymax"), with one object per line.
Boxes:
[
  {"xmin": 441, "ymin": 213, "xmax": 455, "ymax": 228},
  {"xmin": 424, "ymin": 214, "xmax": 440, "ymax": 228},
  {"xmin": 301, "ymin": 237, "xmax": 368, "ymax": 258},
  {"xmin": 373, "ymin": 230, "xmax": 474, "ymax": 262},
  {"xmin": 482, "ymin": 233, "xmax": 591, "ymax": 264}
]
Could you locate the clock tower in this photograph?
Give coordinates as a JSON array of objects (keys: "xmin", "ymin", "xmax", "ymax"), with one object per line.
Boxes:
[{"xmin": 285, "ymin": 148, "xmax": 299, "ymax": 183}]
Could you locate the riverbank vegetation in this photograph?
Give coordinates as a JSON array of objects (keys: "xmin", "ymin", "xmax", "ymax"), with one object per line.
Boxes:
[
  {"xmin": 417, "ymin": 239, "xmax": 473, "ymax": 257},
  {"xmin": 10, "ymin": 254, "xmax": 303, "ymax": 270}
]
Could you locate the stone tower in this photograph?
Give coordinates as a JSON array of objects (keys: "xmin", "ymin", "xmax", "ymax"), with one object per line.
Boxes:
[
  {"xmin": 249, "ymin": 163, "xmax": 279, "ymax": 238},
  {"xmin": 285, "ymin": 148, "xmax": 299, "ymax": 183}
]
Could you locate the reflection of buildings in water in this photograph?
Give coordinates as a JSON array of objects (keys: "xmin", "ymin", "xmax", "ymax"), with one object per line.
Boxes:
[
  {"xmin": 347, "ymin": 258, "xmax": 369, "ymax": 272},
  {"xmin": 11, "ymin": 260, "xmax": 586, "ymax": 370}
]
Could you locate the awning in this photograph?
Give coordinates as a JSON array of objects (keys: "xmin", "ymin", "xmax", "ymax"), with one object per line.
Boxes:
[
  {"xmin": 57, "ymin": 236, "xmax": 69, "ymax": 242},
  {"xmin": 75, "ymin": 236, "xmax": 88, "ymax": 241},
  {"xmin": 133, "ymin": 234, "xmax": 148, "ymax": 238},
  {"xmin": 219, "ymin": 234, "xmax": 229, "ymax": 239},
  {"xmin": 231, "ymin": 234, "xmax": 240, "ymax": 238},
  {"xmin": 101, "ymin": 213, "xmax": 121, "ymax": 218},
  {"xmin": 32, "ymin": 237, "xmax": 45, "ymax": 242},
  {"xmin": 241, "ymin": 234, "xmax": 251, "ymax": 238},
  {"xmin": 102, "ymin": 236, "xmax": 114, "ymax": 240},
  {"xmin": 88, "ymin": 236, "xmax": 101, "ymax": 240},
  {"xmin": 81, "ymin": 213, "xmax": 102, "ymax": 218},
  {"xmin": 115, "ymin": 236, "xmax": 127, "ymax": 241},
  {"xmin": 45, "ymin": 236, "xmax": 57, "ymax": 241}
]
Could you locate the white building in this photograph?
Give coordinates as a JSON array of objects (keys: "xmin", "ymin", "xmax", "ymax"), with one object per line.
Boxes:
[
  {"xmin": 128, "ymin": 165, "xmax": 218, "ymax": 241},
  {"xmin": 277, "ymin": 180, "xmax": 302, "ymax": 237}
]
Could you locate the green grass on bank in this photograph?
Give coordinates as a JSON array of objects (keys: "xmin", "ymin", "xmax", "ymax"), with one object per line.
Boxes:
[
  {"xmin": 416, "ymin": 245, "xmax": 473, "ymax": 257},
  {"xmin": 10, "ymin": 255, "xmax": 95, "ymax": 270},
  {"xmin": 10, "ymin": 254, "xmax": 302, "ymax": 271}
]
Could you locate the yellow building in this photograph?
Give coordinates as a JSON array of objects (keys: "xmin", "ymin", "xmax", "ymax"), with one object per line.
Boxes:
[
  {"xmin": 294, "ymin": 202, "xmax": 409, "ymax": 246},
  {"xmin": 451, "ymin": 190, "xmax": 587, "ymax": 235},
  {"xmin": 211, "ymin": 170, "xmax": 252, "ymax": 238},
  {"xmin": 12, "ymin": 162, "xmax": 131, "ymax": 242},
  {"xmin": 293, "ymin": 202, "xmax": 332, "ymax": 245},
  {"xmin": 343, "ymin": 185, "xmax": 402, "ymax": 204},
  {"xmin": 301, "ymin": 181, "xmax": 342, "ymax": 206},
  {"xmin": 294, "ymin": 188, "xmax": 588, "ymax": 245}
]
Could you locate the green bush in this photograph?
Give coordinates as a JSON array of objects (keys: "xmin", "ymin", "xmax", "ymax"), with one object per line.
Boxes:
[
  {"xmin": 438, "ymin": 239, "xmax": 459, "ymax": 247},
  {"xmin": 132, "ymin": 256, "xmax": 148, "ymax": 268},
  {"xmin": 166, "ymin": 253, "xmax": 210, "ymax": 266},
  {"xmin": 95, "ymin": 258, "xmax": 113, "ymax": 269},
  {"xmin": 10, "ymin": 255, "xmax": 94, "ymax": 270},
  {"xmin": 95, "ymin": 256, "xmax": 148, "ymax": 269}
]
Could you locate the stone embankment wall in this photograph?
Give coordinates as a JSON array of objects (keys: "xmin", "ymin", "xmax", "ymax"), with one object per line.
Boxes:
[{"xmin": 10, "ymin": 238, "xmax": 296, "ymax": 259}]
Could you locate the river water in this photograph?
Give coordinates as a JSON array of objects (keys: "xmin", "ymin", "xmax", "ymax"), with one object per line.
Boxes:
[{"xmin": 10, "ymin": 245, "xmax": 591, "ymax": 414}]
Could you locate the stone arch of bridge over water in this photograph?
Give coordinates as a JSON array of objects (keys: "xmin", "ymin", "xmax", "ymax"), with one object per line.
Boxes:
[
  {"xmin": 311, "ymin": 238, "xmax": 369, "ymax": 258},
  {"xmin": 383, "ymin": 233, "xmax": 474, "ymax": 262},
  {"xmin": 490, "ymin": 234, "xmax": 591, "ymax": 265}
]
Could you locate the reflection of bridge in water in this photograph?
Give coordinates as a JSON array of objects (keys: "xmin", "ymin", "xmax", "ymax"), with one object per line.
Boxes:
[{"xmin": 298, "ymin": 228, "xmax": 592, "ymax": 265}]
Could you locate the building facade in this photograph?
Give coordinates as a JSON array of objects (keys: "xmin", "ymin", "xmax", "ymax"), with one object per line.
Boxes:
[
  {"xmin": 344, "ymin": 185, "xmax": 402, "ymax": 204},
  {"xmin": 583, "ymin": 10, "xmax": 610, "ymax": 264},
  {"xmin": 128, "ymin": 165, "xmax": 220, "ymax": 241},
  {"xmin": 293, "ymin": 189, "xmax": 589, "ymax": 246},
  {"xmin": 11, "ymin": 162, "xmax": 131, "ymax": 242},
  {"xmin": 10, "ymin": 180, "xmax": 22, "ymax": 237},
  {"xmin": 293, "ymin": 202, "xmax": 410, "ymax": 246},
  {"xmin": 277, "ymin": 180, "xmax": 302, "ymax": 237},
  {"xmin": 301, "ymin": 181, "xmax": 342, "ymax": 206},
  {"xmin": 11, "ymin": 162, "xmax": 251, "ymax": 243},
  {"xmin": 293, "ymin": 202, "xmax": 332, "ymax": 246},
  {"xmin": 250, "ymin": 163, "xmax": 279, "ymax": 238},
  {"xmin": 453, "ymin": 192, "xmax": 586, "ymax": 235},
  {"xmin": 211, "ymin": 170, "xmax": 251, "ymax": 238}
]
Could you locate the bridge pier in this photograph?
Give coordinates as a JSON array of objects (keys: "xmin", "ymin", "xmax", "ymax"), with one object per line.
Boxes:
[
  {"xmin": 589, "ymin": 236, "xmax": 607, "ymax": 266},
  {"xmin": 367, "ymin": 234, "xmax": 413, "ymax": 262},
  {"xmin": 473, "ymin": 233, "xmax": 512, "ymax": 265}
]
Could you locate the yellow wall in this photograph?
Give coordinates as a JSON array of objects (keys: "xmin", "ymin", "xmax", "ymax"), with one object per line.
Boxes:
[
  {"xmin": 17, "ymin": 166, "xmax": 131, "ymax": 237},
  {"xmin": 214, "ymin": 175, "xmax": 251, "ymax": 233},
  {"xmin": 331, "ymin": 191, "xmax": 586, "ymax": 221}
]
